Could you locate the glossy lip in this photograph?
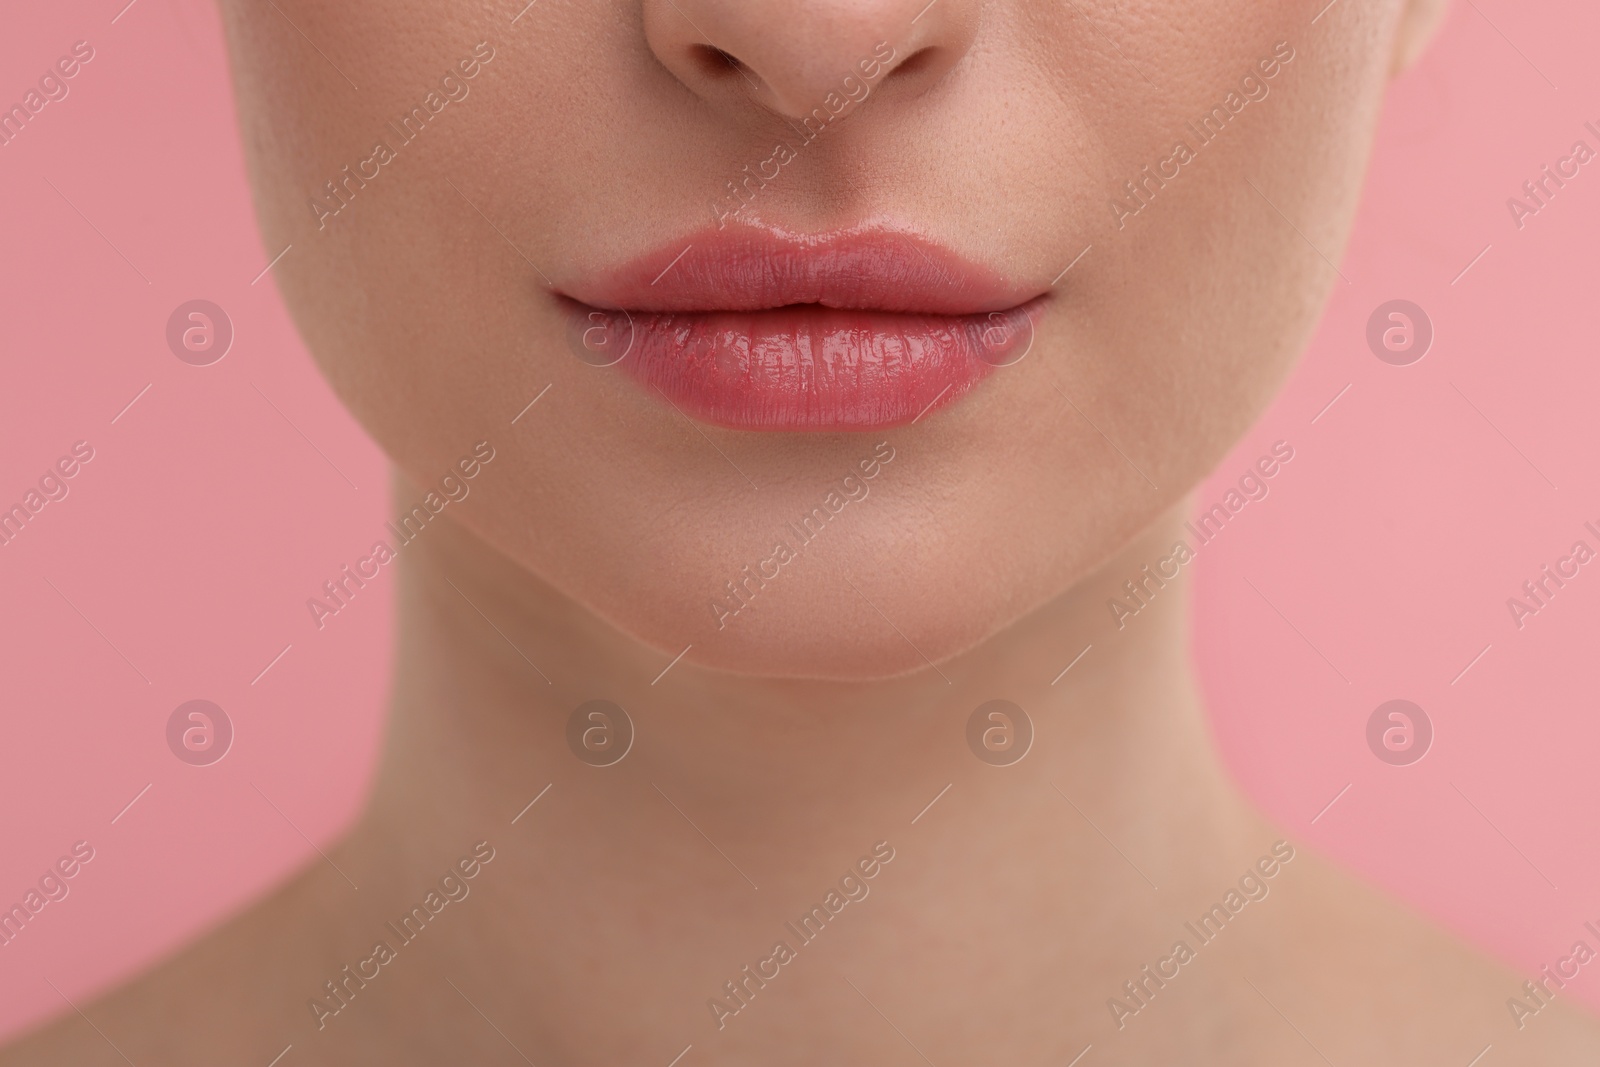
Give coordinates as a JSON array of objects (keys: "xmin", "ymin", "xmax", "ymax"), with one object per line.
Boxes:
[{"xmin": 558, "ymin": 226, "xmax": 1046, "ymax": 431}]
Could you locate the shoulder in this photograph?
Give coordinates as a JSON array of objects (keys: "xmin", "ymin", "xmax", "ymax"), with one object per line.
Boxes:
[
  {"xmin": 1231, "ymin": 843, "xmax": 1600, "ymax": 1066},
  {"xmin": 0, "ymin": 860, "xmax": 359, "ymax": 1067}
]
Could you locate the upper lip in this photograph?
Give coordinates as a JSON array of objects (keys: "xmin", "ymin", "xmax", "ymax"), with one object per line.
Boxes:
[{"xmin": 558, "ymin": 224, "xmax": 1043, "ymax": 316}]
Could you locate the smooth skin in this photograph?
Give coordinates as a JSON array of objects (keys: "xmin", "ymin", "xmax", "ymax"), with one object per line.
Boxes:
[{"xmin": 6, "ymin": 0, "xmax": 1599, "ymax": 1063}]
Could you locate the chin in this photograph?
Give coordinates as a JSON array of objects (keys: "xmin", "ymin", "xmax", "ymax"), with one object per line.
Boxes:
[
  {"xmin": 663, "ymin": 595, "xmax": 998, "ymax": 681},
  {"xmin": 614, "ymin": 589, "xmax": 1003, "ymax": 681},
  {"xmin": 550, "ymin": 515, "xmax": 1074, "ymax": 681}
]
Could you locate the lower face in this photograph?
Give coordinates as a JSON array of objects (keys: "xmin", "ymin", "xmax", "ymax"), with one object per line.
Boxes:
[{"xmin": 219, "ymin": 0, "xmax": 1405, "ymax": 679}]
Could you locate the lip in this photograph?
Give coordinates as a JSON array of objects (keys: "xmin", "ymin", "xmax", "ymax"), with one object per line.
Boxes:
[{"xmin": 559, "ymin": 226, "xmax": 1045, "ymax": 431}]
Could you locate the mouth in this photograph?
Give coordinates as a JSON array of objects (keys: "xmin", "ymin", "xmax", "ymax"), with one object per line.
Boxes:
[{"xmin": 557, "ymin": 226, "xmax": 1046, "ymax": 431}]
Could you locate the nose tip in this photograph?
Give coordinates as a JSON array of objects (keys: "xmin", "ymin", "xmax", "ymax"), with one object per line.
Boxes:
[{"xmin": 643, "ymin": 0, "xmax": 975, "ymax": 119}]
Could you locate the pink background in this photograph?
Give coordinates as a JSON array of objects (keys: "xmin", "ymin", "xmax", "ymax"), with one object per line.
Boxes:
[{"xmin": 1, "ymin": 0, "xmax": 1597, "ymax": 1040}]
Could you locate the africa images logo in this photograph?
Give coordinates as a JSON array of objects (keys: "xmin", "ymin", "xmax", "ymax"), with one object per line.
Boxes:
[
  {"xmin": 709, "ymin": 442, "xmax": 895, "ymax": 630},
  {"xmin": 307, "ymin": 841, "xmax": 496, "ymax": 1030},
  {"xmin": 705, "ymin": 841, "xmax": 896, "ymax": 1030},
  {"xmin": 305, "ymin": 441, "xmax": 496, "ymax": 630}
]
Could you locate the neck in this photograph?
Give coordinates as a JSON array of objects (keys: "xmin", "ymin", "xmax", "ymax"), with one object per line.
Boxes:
[{"xmin": 346, "ymin": 482, "xmax": 1264, "ymax": 1059}]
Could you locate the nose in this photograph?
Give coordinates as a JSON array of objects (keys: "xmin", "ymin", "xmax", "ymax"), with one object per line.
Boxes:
[{"xmin": 642, "ymin": 0, "xmax": 976, "ymax": 119}]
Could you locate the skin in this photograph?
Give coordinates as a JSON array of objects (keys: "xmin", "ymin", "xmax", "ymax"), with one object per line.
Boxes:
[{"xmin": 6, "ymin": 0, "xmax": 1599, "ymax": 1062}]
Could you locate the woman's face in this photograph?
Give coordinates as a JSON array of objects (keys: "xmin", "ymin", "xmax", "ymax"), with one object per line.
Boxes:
[{"xmin": 219, "ymin": 0, "xmax": 1441, "ymax": 678}]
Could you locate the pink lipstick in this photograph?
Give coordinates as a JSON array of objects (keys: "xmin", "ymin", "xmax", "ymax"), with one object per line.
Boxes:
[{"xmin": 559, "ymin": 227, "xmax": 1044, "ymax": 431}]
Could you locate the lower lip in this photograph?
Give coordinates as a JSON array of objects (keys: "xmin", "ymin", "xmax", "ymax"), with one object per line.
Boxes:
[{"xmin": 566, "ymin": 300, "xmax": 1040, "ymax": 431}]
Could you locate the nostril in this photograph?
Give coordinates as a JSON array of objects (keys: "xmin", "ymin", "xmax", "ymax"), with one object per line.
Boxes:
[
  {"xmin": 643, "ymin": 0, "xmax": 980, "ymax": 118},
  {"xmin": 691, "ymin": 44, "xmax": 751, "ymax": 80},
  {"xmin": 887, "ymin": 46, "xmax": 937, "ymax": 81}
]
